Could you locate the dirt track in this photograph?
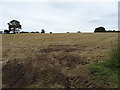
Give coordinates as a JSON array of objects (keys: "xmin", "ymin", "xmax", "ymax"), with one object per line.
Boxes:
[{"xmin": 2, "ymin": 33, "xmax": 118, "ymax": 88}]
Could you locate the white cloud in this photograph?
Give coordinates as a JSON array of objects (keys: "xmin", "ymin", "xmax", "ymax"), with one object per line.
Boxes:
[{"xmin": 89, "ymin": 17, "xmax": 101, "ymax": 22}]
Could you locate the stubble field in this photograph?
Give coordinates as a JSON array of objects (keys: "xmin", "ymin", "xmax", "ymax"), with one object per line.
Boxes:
[{"xmin": 2, "ymin": 33, "xmax": 118, "ymax": 88}]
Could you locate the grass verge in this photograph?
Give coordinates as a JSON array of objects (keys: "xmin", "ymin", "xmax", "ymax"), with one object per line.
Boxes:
[{"xmin": 89, "ymin": 45, "xmax": 120, "ymax": 88}]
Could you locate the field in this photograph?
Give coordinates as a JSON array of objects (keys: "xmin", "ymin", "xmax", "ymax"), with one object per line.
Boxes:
[{"xmin": 2, "ymin": 33, "xmax": 118, "ymax": 88}]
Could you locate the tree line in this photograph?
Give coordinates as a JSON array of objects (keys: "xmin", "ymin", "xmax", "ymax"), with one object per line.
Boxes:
[
  {"xmin": 1, "ymin": 20, "xmax": 119, "ymax": 34},
  {"xmin": 94, "ymin": 27, "xmax": 119, "ymax": 33},
  {"xmin": 3, "ymin": 20, "xmax": 46, "ymax": 34}
]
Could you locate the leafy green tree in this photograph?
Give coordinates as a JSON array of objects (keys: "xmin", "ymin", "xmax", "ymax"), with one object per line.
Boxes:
[
  {"xmin": 41, "ymin": 29, "xmax": 45, "ymax": 33},
  {"xmin": 94, "ymin": 26, "xmax": 106, "ymax": 32},
  {"xmin": 8, "ymin": 20, "xmax": 22, "ymax": 34},
  {"xmin": 77, "ymin": 31, "xmax": 81, "ymax": 33}
]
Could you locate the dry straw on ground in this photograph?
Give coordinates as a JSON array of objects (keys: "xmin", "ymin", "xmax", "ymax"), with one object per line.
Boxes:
[{"xmin": 2, "ymin": 33, "xmax": 118, "ymax": 88}]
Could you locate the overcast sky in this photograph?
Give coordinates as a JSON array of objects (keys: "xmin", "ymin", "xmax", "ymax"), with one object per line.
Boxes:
[{"xmin": 0, "ymin": 0, "xmax": 118, "ymax": 33}]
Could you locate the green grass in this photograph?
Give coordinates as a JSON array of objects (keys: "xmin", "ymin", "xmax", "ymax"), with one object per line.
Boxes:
[{"xmin": 89, "ymin": 45, "xmax": 120, "ymax": 88}]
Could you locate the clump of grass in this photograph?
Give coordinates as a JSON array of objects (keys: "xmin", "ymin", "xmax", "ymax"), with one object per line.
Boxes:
[
  {"xmin": 106, "ymin": 45, "xmax": 120, "ymax": 69},
  {"xmin": 89, "ymin": 45, "xmax": 119, "ymax": 88}
]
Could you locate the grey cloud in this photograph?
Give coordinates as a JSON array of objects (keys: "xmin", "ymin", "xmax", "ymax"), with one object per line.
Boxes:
[
  {"xmin": 107, "ymin": 13, "xmax": 118, "ymax": 17},
  {"xmin": 1, "ymin": 1, "xmax": 118, "ymax": 32}
]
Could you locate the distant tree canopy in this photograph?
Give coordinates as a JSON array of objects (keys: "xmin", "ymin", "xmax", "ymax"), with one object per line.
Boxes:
[
  {"xmin": 4, "ymin": 30, "xmax": 9, "ymax": 34},
  {"xmin": 8, "ymin": 20, "xmax": 22, "ymax": 34},
  {"xmin": 77, "ymin": 31, "xmax": 81, "ymax": 33},
  {"xmin": 41, "ymin": 29, "xmax": 45, "ymax": 33},
  {"xmin": 30, "ymin": 31, "xmax": 36, "ymax": 33},
  {"xmin": 20, "ymin": 31, "xmax": 29, "ymax": 33},
  {"xmin": 0, "ymin": 31, "xmax": 3, "ymax": 34},
  {"xmin": 94, "ymin": 26, "xmax": 106, "ymax": 32},
  {"xmin": 36, "ymin": 31, "xmax": 39, "ymax": 33}
]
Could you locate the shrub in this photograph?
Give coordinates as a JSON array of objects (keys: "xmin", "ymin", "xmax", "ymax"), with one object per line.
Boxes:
[{"xmin": 4, "ymin": 30, "xmax": 10, "ymax": 34}]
